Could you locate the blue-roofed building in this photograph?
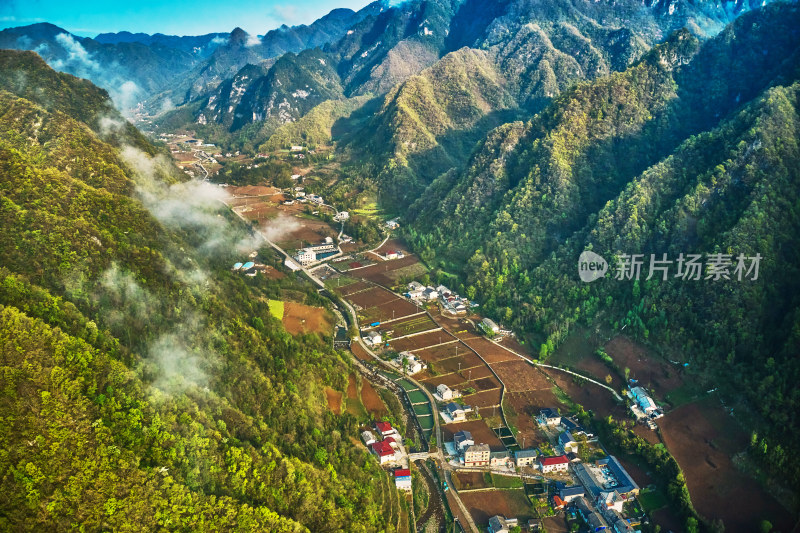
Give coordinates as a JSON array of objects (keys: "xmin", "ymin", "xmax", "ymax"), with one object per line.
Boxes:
[
  {"xmin": 233, "ymin": 262, "xmax": 243, "ymax": 270},
  {"xmin": 559, "ymin": 431, "xmax": 578, "ymax": 453},
  {"xmin": 559, "ymin": 485, "xmax": 585, "ymax": 502},
  {"xmin": 242, "ymin": 261, "xmax": 255, "ymax": 270}
]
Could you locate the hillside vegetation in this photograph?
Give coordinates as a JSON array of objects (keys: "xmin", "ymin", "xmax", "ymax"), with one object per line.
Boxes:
[{"xmin": 0, "ymin": 49, "xmax": 399, "ymax": 532}]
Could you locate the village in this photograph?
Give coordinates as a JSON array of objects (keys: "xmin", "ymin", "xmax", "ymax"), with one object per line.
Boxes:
[{"xmin": 158, "ymin": 135, "xmax": 767, "ymax": 533}]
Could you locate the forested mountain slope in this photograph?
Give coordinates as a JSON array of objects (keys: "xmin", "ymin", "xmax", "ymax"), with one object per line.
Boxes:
[
  {"xmin": 0, "ymin": 49, "xmax": 399, "ymax": 531},
  {"xmin": 343, "ymin": 0, "xmax": 776, "ymax": 203},
  {"xmin": 405, "ymin": 0, "xmax": 800, "ymax": 491}
]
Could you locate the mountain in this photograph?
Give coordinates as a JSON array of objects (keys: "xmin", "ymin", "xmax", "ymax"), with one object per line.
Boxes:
[
  {"xmin": 260, "ymin": 5, "xmax": 384, "ymax": 57},
  {"xmin": 94, "ymin": 31, "xmax": 229, "ymax": 58},
  {"xmin": 0, "ymin": 23, "xmax": 200, "ymax": 112},
  {"xmin": 403, "ymin": 0, "xmax": 800, "ymax": 497},
  {"xmin": 345, "ymin": 0, "xmax": 781, "ymax": 204},
  {"xmin": 0, "ymin": 49, "xmax": 400, "ymax": 531}
]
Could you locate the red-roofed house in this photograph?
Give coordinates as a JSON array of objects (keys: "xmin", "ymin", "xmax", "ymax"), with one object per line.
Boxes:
[
  {"xmin": 375, "ymin": 421, "xmax": 396, "ymax": 437},
  {"xmin": 394, "ymin": 468, "xmax": 412, "ymax": 491},
  {"xmin": 371, "ymin": 440, "xmax": 396, "ymax": 464},
  {"xmin": 539, "ymin": 455, "xmax": 570, "ymax": 473}
]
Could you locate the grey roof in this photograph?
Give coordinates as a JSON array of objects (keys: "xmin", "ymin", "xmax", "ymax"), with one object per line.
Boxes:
[
  {"xmin": 488, "ymin": 515, "xmax": 507, "ymax": 533},
  {"xmin": 560, "ymin": 486, "xmax": 585, "ymax": 498},
  {"xmin": 515, "ymin": 449, "xmax": 539, "ymax": 459},
  {"xmin": 490, "ymin": 451, "xmax": 510, "ymax": 459},
  {"xmin": 466, "ymin": 443, "xmax": 490, "ymax": 453},
  {"xmin": 454, "ymin": 430, "xmax": 472, "ymax": 441}
]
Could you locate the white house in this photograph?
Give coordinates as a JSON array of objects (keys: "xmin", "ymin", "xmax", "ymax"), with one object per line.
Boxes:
[
  {"xmin": 514, "ymin": 449, "xmax": 539, "ymax": 468},
  {"xmin": 453, "ymin": 430, "xmax": 473, "ymax": 452},
  {"xmin": 488, "ymin": 516, "xmax": 518, "ymax": 533},
  {"xmin": 394, "ymin": 469, "xmax": 412, "ymax": 491},
  {"xmin": 422, "ymin": 287, "xmax": 439, "ymax": 301},
  {"xmin": 444, "ymin": 402, "xmax": 467, "ymax": 422},
  {"xmin": 361, "ymin": 431, "xmax": 376, "ymax": 446},
  {"xmin": 539, "ymin": 455, "xmax": 570, "ymax": 473},
  {"xmin": 436, "ymin": 383, "xmax": 453, "ymax": 401},
  {"xmin": 364, "ymin": 331, "xmax": 382, "ymax": 346},
  {"xmin": 396, "ymin": 352, "xmax": 426, "ymax": 375},
  {"xmin": 538, "ymin": 408, "xmax": 561, "ymax": 426},
  {"xmin": 294, "ymin": 249, "xmax": 316, "ymax": 266},
  {"xmin": 334, "ymin": 211, "xmax": 349, "ymax": 222}
]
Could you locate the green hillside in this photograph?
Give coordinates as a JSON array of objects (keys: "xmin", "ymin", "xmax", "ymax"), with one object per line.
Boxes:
[
  {"xmin": 0, "ymin": 49, "xmax": 397, "ymax": 532},
  {"xmin": 405, "ymin": 1, "xmax": 800, "ymax": 491}
]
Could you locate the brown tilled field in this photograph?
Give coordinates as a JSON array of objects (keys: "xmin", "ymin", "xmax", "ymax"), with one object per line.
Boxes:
[
  {"xmin": 347, "ymin": 374, "xmax": 358, "ymax": 400},
  {"xmin": 361, "ymin": 299, "xmax": 420, "ymax": 323},
  {"xmin": 659, "ymin": 401, "xmax": 793, "ymax": 531},
  {"xmin": 282, "ymin": 302, "xmax": 332, "ymax": 336},
  {"xmin": 443, "ymin": 420, "xmax": 505, "ymax": 451},
  {"xmin": 434, "ymin": 353, "xmax": 486, "ymax": 375},
  {"xmin": 347, "ymin": 286, "xmax": 395, "ymax": 308},
  {"xmin": 491, "ymin": 361, "xmax": 551, "ymax": 393},
  {"xmin": 506, "ymin": 391, "xmax": 557, "ymax": 448},
  {"xmin": 325, "ymin": 387, "xmax": 342, "ymax": 414},
  {"xmin": 351, "ymin": 342, "xmax": 373, "ymax": 362},
  {"xmin": 389, "ymin": 330, "xmax": 455, "ymax": 352},
  {"xmin": 360, "ymin": 380, "xmax": 388, "ymax": 417},
  {"xmin": 459, "ymin": 490, "xmax": 534, "ymax": 527},
  {"xmin": 421, "ymin": 373, "xmax": 468, "ymax": 389},
  {"xmin": 605, "ymin": 336, "xmax": 686, "ymax": 396},
  {"xmin": 452, "ymin": 471, "xmax": 489, "ymax": 491},
  {"xmin": 460, "ymin": 337, "xmax": 518, "ymax": 364},
  {"xmin": 228, "ymin": 185, "xmax": 282, "ymax": 196},
  {"xmin": 412, "ymin": 343, "xmax": 463, "ymax": 362},
  {"xmin": 356, "ymin": 255, "xmax": 423, "ymax": 285},
  {"xmin": 335, "ymin": 280, "xmax": 372, "ymax": 297},
  {"xmin": 540, "ymin": 367, "xmax": 626, "ymax": 420},
  {"xmin": 463, "ymin": 389, "xmax": 503, "ymax": 410}
]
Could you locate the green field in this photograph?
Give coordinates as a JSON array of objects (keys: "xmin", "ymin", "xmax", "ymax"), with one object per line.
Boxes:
[
  {"xmin": 396, "ymin": 378, "xmax": 418, "ymax": 391},
  {"xmin": 418, "ymin": 416, "xmax": 434, "ymax": 430},
  {"xmin": 268, "ymin": 299, "xmax": 284, "ymax": 320},
  {"xmin": 491, "ymin": 474, "xmax": 524, "ymax": 489},
  {"xmin": 407, "ymin": 390, "xmax": 428, "ymax": 404},
  {"xmin": 638, "ymin": 488, "xmax": 668, "ymax": 512},
  {"xmin": 413, "ymin": 403, "xmax": 432, "ymax": 415}
]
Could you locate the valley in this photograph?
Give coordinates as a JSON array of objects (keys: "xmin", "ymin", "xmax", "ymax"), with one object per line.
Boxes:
[{"xmin": 1, "ymin": 0, "xmax": 799, "ymax": 531}]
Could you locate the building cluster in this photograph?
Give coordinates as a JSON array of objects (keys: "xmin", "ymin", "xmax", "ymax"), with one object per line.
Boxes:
[
  {"xmin": 362, "ymin": 421, "xmax": 406, "ymax": 466},
  {"xmin": 405, "ymin": 282, "xmax": 470, "ymax": 315},
  {"xmin": 231, "ymin": 253, "xmax": 268, "ymax": 277},
  {"xmin": 440, "ymin": 402, "xmax": 472, "ymax": 423},
  {"xmin": 627, "ymin": 385, "xmax": 663, "ymax": 428},
  {"xmin": 571, "ymin": 456, "xmax": 641, "ymax": 532},
  {"xmin": 391, "ymin": 351, "xmax": 427, "ymax": 375},
  {"xmin": 293, "ymin": 237, "xmax": 341, "ymax": 266}
]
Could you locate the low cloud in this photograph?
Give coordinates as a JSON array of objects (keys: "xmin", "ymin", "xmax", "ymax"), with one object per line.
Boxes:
[
  {"xmin": 260, "ymin": 212, "xmax": 302, "ymax": 242},
  {"xmin": 268, "ymin": 5, "xmax": 302, "ymax": 26}
]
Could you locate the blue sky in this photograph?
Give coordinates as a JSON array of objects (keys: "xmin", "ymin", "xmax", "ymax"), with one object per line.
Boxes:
[{"xmin": 0, "ymin": 0, "xmax": 373, "ymax": 37}]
